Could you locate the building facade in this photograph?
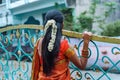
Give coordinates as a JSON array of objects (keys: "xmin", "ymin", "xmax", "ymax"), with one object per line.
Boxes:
[{"xmin": 0, "ymin": 0, "xmax": 66, "ymax": 28}]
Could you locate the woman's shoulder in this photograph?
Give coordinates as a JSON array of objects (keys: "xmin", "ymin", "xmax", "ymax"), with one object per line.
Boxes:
[{"xmin": 60, "ymin": 36, "xmax": 70, "ymax": 52}]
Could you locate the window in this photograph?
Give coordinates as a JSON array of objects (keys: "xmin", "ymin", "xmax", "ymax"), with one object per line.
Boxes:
[{"xmin": 24, "ymin": 16, "xmax": 40, "ymax": 25}]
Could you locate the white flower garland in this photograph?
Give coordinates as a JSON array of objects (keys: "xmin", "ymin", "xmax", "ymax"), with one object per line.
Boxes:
[{"xmin": 44, "ymin": 19, "xmax": 57, "ymax": 52}]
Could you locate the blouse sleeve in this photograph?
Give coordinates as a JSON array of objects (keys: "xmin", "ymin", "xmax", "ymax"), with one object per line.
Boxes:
[{"xmin": 61, "ymin": 39, "xmax": 75, "ymax": 59}]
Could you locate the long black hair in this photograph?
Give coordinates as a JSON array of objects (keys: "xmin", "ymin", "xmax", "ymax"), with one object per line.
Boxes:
[{"xmin": 41, "ymin": 10, "xmax": 64, "ymax": 75}]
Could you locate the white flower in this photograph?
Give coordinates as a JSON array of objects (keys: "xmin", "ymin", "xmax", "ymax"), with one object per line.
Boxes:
[{"xmin": 44, "ymin": 19, "xmax": 57, "ymax": 52}]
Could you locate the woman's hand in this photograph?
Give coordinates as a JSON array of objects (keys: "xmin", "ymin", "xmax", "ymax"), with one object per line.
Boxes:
[
  {"xmin": 82, "ymin": 31, "xmax": 92, "ymax": 51},
  {"xmin": 82, "ymin": 31, "xmax": 92, "ymax": 43}
]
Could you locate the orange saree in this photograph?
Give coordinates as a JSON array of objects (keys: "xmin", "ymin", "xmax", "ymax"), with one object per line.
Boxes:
[{"xmin": 31, "ymin": 39, "xmax": 75, "ymax": 80}]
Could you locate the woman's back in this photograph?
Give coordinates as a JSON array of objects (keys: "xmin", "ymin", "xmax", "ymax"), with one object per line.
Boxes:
[{"xmin": 37, "ymin": 38, "xmax": 75, "ymax": 80}]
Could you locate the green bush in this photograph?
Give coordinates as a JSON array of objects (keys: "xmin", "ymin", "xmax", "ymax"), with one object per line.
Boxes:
[
  {"xmin": 61, "ymin": 8, "xmax": 73, "ymax": 30},
  {"xmin": 78, "ymin": 13, "xmax": 93, "ymax": 31},
  {"xmin": 101, "ymin": 20, "xmax": 120, "ymax": 36}
]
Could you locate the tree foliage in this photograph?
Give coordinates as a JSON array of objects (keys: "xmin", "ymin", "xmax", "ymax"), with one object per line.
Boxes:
[
  {"xmin": 61, "ymin": 8, "xmax": 73, "ymax": 30},
  {"xmin": 77, "ymin": 12, "xmax": 93, "ymax": 31},
  {"xmin": 101, "ymin": 20, "xmax": 120, "ymax": 36}
]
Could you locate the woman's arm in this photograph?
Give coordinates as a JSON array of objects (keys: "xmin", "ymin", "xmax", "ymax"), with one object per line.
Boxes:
[{"xmin": 70, "ymin": 31, "xmax": 92, "ymax": 70}]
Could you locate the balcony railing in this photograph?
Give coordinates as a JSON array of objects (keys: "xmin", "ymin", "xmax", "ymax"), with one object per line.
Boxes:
[
  {"xmin": 7, "ymin": 0, "xmax": 65, "ymax": 10},
  {"xmin": 7, "ymin": 0, "xmax": 40, "ymax": 9},
  {"xmin": 0, "ymin": 25, "xmax": 120, "ymax": 80}
]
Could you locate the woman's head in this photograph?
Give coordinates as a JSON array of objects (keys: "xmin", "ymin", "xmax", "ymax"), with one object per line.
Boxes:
[
  {"xmin": 44, "ymin": 9, "xmax": 64, "ymax": 26},
  {"xmin": 41, "ymin": 10, "xmax": 64, "ymax": 75}
]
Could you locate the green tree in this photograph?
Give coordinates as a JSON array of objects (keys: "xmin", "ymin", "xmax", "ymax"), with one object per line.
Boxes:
[
  {"xmin": 101, "ymin": 20, "xmax": 120, "ymax": 36},
  {"xmin": 77, "ymin": 12, "xmax": 93, "ymax": 31},
  {"xmin": 77, "ymin": 1, "xmax": 97, "ymax": 32},
  {"xmin": 61, "ymin": 8, "xmax": 73, "ymax": 30}
]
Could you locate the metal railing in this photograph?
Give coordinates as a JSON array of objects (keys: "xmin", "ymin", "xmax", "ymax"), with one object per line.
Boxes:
[{"xmin": 0, "ymin": 25, "xmax": 120, "ymax": 80}]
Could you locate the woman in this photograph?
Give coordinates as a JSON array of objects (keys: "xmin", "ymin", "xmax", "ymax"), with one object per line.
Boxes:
[{"xmin": 31, "ymin": 10, "xmax": 92, "ymax": 80}]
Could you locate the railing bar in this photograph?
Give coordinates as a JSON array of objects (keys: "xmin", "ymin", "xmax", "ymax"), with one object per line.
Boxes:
[
  {"xmin": 0, "ymin": 25, "xmax": 120, "ymax": 44},
  {"xmin": 0, "ymin": 25, "xmax": 43, "ymax": 33},
  {"xmin": 62, "ymin": 30, "xmax": 120, "ymax": 44}
]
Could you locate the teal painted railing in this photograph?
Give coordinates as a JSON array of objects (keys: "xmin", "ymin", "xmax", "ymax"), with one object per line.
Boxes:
[{"xmin": 0, "ymin": 25, "xmax": 120, "ymax": 80}]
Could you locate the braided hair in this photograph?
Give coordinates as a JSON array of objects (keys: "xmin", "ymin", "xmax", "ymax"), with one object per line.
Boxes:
[{"xmin": 41, "ymin": 10, "xmax": 64, "ymax": 75}]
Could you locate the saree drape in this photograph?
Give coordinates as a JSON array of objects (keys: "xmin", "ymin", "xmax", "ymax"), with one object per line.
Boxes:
[{"xmin": 31, "ymin": 39, "xmax": 75, "ymax": 80}]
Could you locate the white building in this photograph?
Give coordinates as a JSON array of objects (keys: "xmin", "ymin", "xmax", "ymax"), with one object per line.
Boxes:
[{"xmin": 0, "ymin": 0, "xmax": 66, "ymax": 27}]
